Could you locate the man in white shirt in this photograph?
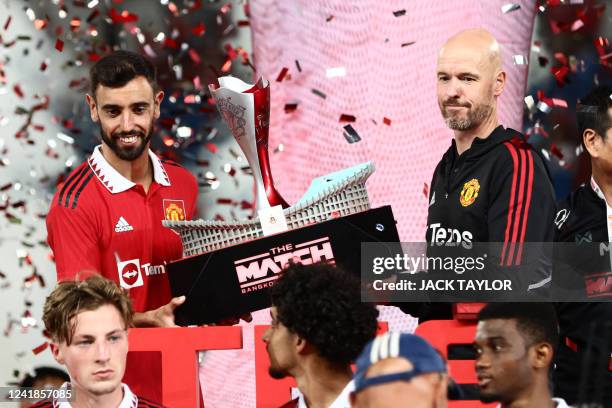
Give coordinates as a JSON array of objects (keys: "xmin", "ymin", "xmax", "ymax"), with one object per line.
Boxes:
[{"xmin": 262, "ymin": 263, "xmax": 379, "ymax": 408}]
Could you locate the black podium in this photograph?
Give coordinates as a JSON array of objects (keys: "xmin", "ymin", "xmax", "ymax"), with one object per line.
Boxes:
[{"xmin": 167, "ymin": 205, "xmax": 400, "ymax": 325}]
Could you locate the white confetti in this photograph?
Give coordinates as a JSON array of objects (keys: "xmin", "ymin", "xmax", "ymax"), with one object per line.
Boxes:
[
  {"xmin": 524, "ymin": 95, "xmax": 536, "ymax": 113},
  {"xmin": 326, "ymin": 66, "xmax": 347, "ymax": 78},
  {"xmin": 56, "ymin": 132, "xmax": 74, "ymax": 144},
  {"xmin": 501, "ymin": 3, "xmax": 520, "ymax": 13},
  {"xmin": 87, "ymin": 0, "xmax": 99, "ymax": 8},
  {"xmin": 537, "ymin": 101, "xmax": 552, "ymax": 114},
  {"xmin": 25, "ymin": 8, "xmax": 36, "ymax": 21},
  {"xmin": 176, "ymin": 126, "xmax": 192, "ymax": 138},
  {"xmin": 513, "ymin": 55, "xmax": 528, "ymax": 65}
]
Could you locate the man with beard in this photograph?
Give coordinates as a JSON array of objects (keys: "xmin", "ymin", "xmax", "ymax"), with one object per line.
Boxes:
[
  {"xmin": 262, "ymin": 263, "xmax": 379, "ymax": 408},
  {"xmin": 32, "ymin": 275, "xmax": 164, "ymax": 408},
  {"xmin": 45, "ymin": 51, "xmax": 198, "ymax": 400},
  {"xmin": 400, "ymin": 29, "xmax": 556, "ymax": 320},
  {"xmin": 474, "ymin": 303, "xmax": 570, "ymax": 408}
]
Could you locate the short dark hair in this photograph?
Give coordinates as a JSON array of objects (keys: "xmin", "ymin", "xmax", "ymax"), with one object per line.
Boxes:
[
  {"xmin": 19, "ymin": 366, "xmax": 70, "ymax": 388},
  {"xmin": 270, "ymin": 263, "xmax": 379, "ymax": 366},
  {"xmin": 43, "ymin": 274, "xmax": 133, "ymax": 345},
  {"xmin": 576, "ymin": 85, "xmax": 612, "ymax": 145},
  {"xmin": 478, "ymin": 303, "xmax": 559, "ymax": 351},
  {"xmin": 89, "ymin": 50, "xmax": 157, "ymax": 97}
]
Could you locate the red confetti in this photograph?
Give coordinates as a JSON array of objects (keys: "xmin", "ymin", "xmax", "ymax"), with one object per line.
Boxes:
[
  {"xmin": 284, "ymin": 103, "xmax": 298, "ymax": 113},
  {"xmin": 86, "ymin": 9, "xmax": 100, "ymax": 23},
  {"xmin": 237, "ymin": 20, "xmax": 250, "ymax": 27},
  {"xmin": 205, "ymin": 143, "xmax": 218, "ymax": 154},
  {"xmin": 554, "ymin": 52, "xmax": 568, "ymax": 66},
  {"xmin": 276, "ymin": 67, "xmax": 289, "ymax": 82},
  {"xmin": 70, "ymin": 17, "xmax": 81, "ymax": 32},
  {"xmin": 13, "ymin": 85, "xmax": 24, "ymax": 98},
  {"xmin": 220, "ymin": 58, "xmax": 232, "ymax": 73},
  {"xmin": 3, "ymin": 16, "xmax": 11, "ymax": 31},
  {"xmin": 423, "ymin": 183, "xmax": 429, "ymax": 199},
  {"xmin": 339, "ymin": 114, "xmax": 356, "ymax": 122},
  {"xmin": 192, "ymin": 22, "xmax": 206, "ymax": 36},
  {"xmin": 163, "ymin": 37, "xmax": 178, "ymax": 49},
  {"xmin": 54, "ymin": 38, "xmax": 64, "ymax": 52},
  {"xmin": 383, "ymin": 117, "xmax": 392, "ymax": 126},
  {"xmin": 217, "ymin": 198, "xmax": 233, "ymax": 205},
  {"xmin": 224, "ymin": 43, "xmax": 237, "ymax": 60},
  {"xmin": 188, "ymin": 49, "xmax": 201, "ymax": 65},
  {"xmin": 39, "ymin": 60, "xmax": 47, "ymax": 71},
  {"xmin": 550, "ymin": 65, "xmax": 569, "ymax": 86},
  {"xmin": 32, "ymin": 342, "xmax": 49, "ymax": 355},
  {"xmin": 550, "ymin": 143, "xmax": 564, "ymax": 160},
  {"xmin": 108, "ymin": 8, "xmax": 139, "ymax": 23},
  {"xmin": 220, "ymin": 3, "xmax": 232, "ymax": 14},
  {"xmin": 34, "ymin": 19, "xmax": 47, "ymax": 30},
  {"xmin": 88, "ymin": 52, "xmax": 101, "ymax": 62}
]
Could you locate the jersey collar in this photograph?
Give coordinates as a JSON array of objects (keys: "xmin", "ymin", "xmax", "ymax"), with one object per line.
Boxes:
[
  {"xmin": 88, "ymin": 145, "xmax": 171, "ymax": 194},
  {"xmin": 590, "ymin": 176, "xmax": 611, "ymax": 207},
  {"xmin": 55, "ymin": 382, "xmax": 138, "ymax": 408}
]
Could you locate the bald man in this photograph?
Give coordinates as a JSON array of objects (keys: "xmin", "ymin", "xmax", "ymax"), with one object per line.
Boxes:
[{"xmin": 401, "ymin": 30, "xmax": 556, "ymax": 320}]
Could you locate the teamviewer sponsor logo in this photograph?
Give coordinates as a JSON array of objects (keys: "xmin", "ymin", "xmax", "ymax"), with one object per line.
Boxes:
[
  {"xmin": 234, "ymin": 237, "xmax": 335, "ymax": 294},
  {"xmin": 117, "ymin": 259, "xmax": 143, "ymax": 289}
]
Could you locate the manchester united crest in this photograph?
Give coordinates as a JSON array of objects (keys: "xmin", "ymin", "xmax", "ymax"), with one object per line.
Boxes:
[
  {"xmin": 163, "ymin": 199, "xmax": 186, "ymax": 221},
  {"xmin": 460, "ymin": 179, "xmax": 480, "ymax": 207}
]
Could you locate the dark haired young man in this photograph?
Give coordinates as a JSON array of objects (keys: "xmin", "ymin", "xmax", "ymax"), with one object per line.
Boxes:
[
  {"xmin": 474, "ymin": 303, "xmax": 569, "ymax": 408},
  {"xmin": 554, "ymin": 84, "xmax": 612, "ymax": 407},
  {"xmin": 46, "ymin": 50, "xmax": 197, "ymax": 327},
  {"xmin": 31, "ymin": 275, "xmax": 164, "ymax": 408},
  {"xmin": 45, "ymin": 50, "xmax": 198, "ymax": 400},
  {"xmin": 262, "ymin": 263, "xmax": 379, "ymax": 408}
]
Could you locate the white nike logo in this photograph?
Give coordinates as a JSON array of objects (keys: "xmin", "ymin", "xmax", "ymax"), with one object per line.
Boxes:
[{"xmin": 114, "ymin": 216, "xmax": 134, "ymax": 233}]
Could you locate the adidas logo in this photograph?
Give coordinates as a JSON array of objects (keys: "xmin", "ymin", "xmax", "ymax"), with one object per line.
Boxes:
[{"xmin": 114, "ymin": 216, "xmax": 134, "ymax": 233}]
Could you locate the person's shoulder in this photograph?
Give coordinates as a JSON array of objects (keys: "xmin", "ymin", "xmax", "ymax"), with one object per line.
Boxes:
[
  {"xmin": 160, "ymin": 158, "xmax": 197, "ymax": 188},
  {"xmin": 50, "ymin": 161, "xmax": 99, "ymax": 211},
  {"xmin": 29, "ymin": 398, "xmax": 54, "ymax": 407},
  {"xmin": 557, "ymin": 184, "xmax": 592, "ymax": 214},
  {"xmin": 136, "ymin": 395, "xmax": 168, "ymax": 408}
]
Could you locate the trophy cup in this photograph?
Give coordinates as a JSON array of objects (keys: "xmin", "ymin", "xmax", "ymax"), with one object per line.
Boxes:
[
  {"xmin": 208, "ymin": 77, "xmax": 288, "ymax": 209},
  {"xmin": 163, "ymin": 77, "xmax": 400, "ymax": 325}
]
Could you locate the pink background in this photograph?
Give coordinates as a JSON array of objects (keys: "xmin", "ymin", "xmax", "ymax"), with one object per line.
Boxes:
[{"xmin": 200, "ymin": 1, "xmax": 536, "ymax": 406}]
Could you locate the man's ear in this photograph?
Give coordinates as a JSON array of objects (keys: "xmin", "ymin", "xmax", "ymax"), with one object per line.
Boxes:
[
  {"xmin": 50, "ymin": 342, "xmax": 65, "ymax": 365},
  {"xmin": 583, "ymin": 128, "xmax": 600, "ymax": 158},
  {"xmin": 493, "ymin": 70, "xmax": 506, "ymax": 97},
  {"xmin": 154, "ymin": 91, "xmax": 164, "ymax": 119},
  {"xmin": 531, "ymin": 342, "xmax": 553, "ymax": 369},
  {"xmin": 85, "ymin": 94, "xmax": 99, "ymax": 123},
  {"xmin": 295, "ymin": 335, "xmax": 308, "ymax": 355}
]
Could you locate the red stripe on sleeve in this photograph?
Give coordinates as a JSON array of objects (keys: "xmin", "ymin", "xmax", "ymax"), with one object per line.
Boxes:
[
  {"xmin": 501, "ymin": 142, "xmax": 520, "ymax": 265},
  {"xmin": 515, "ymin": 150, "xmax": 534, "ymax": 264},
  {"xmin": 506, "ymin": 148, "xmax": 527, "ymax": 265}
]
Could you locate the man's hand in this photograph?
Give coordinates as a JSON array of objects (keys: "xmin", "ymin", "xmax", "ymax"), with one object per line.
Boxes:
[{"xmin": 133, "ymin": 296, "xmax": 186, "ymax": 328}]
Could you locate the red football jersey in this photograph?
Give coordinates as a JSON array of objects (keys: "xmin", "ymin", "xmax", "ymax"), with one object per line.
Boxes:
[{"xmin": 46, "ymin": 146, "xmax": 198, "ymax": 312}]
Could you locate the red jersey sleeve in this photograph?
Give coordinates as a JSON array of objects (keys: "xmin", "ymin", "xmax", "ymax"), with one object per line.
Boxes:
[{"xmin": 46, "ymin": 200, "xmax": 102, "ymax": 281}]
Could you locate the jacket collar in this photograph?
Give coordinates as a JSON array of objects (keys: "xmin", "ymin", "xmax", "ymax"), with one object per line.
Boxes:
[{"xmin": 88, "ymin": 145, "xmax": 171, "ymax": 194}]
